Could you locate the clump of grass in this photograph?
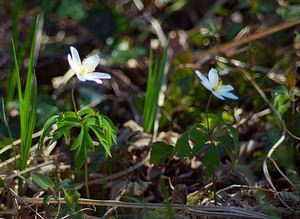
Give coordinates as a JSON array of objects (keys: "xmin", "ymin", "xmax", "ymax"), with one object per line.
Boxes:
[{"xmin": 11, "ymin": 15, "xmax": 39, "ymax": 171}]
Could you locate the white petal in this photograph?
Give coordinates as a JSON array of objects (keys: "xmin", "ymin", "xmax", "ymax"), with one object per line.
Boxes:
[
  {"xmin": 68, "ymin": 54, "xmax": 79, "ymax": 73},
  {"xmin": 70, "ymin": 46, "xmax": 81, "ymax": 68},
  {"xmin": 84, "ymin": 72, "xmax": 111, "ymax": 80},
  {"xmin": 94, "ymin": 79, "xmax": 103, "ymax": 84},
  {"xmin": 217, "ymin": 85, "xmax": 234, "ymax": 93},
  {"xmin": 208, "ymin": 68, "xmax": 219, "ymax": 87},
  {"xmin": 195, "ymin": 70, "xmax": 212, "ymax": 90},
  {"xmin": 82, "ymin": 54, "xmax": 100, "ymax": 72},
  {"xmin": 201, "ymin": 81, "xmax": 213, "ymax": 91},
  {"xmin": 212, "ymin": 91, "xmax": 225, "ymax": 100},
  {"xmin": 221, "ymin": 92, "xmax": 239, "ymax": 100}
]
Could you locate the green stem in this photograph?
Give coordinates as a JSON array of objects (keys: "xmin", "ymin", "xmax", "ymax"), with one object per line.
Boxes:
[
  {"xmin": 205, "ymin": 93, "xmax": 217, "ymax": 205},
  {"xmin": 84, "ymin": 160, "xmax": 90, "ymax": 199},
  {"xmin": 71, "ymin": 87, "xmax": 77, "ymax": 113},
  {"xmin": 71, "ymin": 86, "xmax": 89, "ymax": 198},
  {"xmin": 212, "ymin": 167, "xmax": 217, "ymax": 206},
  {"xmin": 205, "ymin": 94, "xmax": 213, "ymax": 134}
]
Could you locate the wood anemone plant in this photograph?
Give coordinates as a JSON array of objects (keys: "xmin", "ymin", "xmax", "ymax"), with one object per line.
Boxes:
[{"xmin": 38, "ymin": 108, "xmax": 116, "ymax": 198}]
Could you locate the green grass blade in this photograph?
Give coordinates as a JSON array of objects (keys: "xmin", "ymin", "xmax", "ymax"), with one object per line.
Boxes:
[
  {"xmin": 18, "ymin": 15, "xmax": 39, "ymax": 170},
  {"xmin": 11, "ymin": 39, "xmax": 23, "ymax": 103},
  {"xmin": 143, "ymin": 50, "xmax": 153, "ymax": 131},
  {"xmin": 143, "ymin": 46, "xmax": 169, "ymax": 133}
]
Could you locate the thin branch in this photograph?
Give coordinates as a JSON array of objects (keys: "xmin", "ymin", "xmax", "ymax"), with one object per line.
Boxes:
[
  {"xmin": 10, "ymin": 189, "xmax": 44, "ymax": 219},
  {"xmin": 83, "ymin": 152, "xmax": 150, "ymax": 186},
  {"xmin": 19, "ymin": 197, "xmax": 270, "ymax": 219},
  {"xmin": 61, "ymin": 205, "xmax": 96, "ymax": 219},
  {"xmin": 0, "ymin": 144, "xmax": 37, "ymax": 169},
  {"xmin": 268, "ymin": 157, "xmax": 295, "ymax": 188},
  {"xmin": 102, "ymin": 188, "xmax": 126, "ymax": 218},
  {"xmin": 216, "ymin": 184, "xmax": 276, "ymax": 195},
  {"xmin": 194, "ymin": 19, "xmax": 300, "ymax": 60},
  {"xmin": 0, "ymin": 130, "xmax": 42, "ymax": 156},
  {"xmin": 5, "ymin": 160, "xmax": 54, "ymax": 180}
]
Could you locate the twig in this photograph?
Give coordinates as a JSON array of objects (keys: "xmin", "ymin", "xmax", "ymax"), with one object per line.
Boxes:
[
  {"xmin": 194, "ymin": 19, "xmax": 300, "ymax": 60},
  {"xmin": 5, "ymin": 160, "xmax": 54, "ymax": 180},
  {"xmin": 19, "ymin": 197, "xmax": 270, "ymax": 219},
  {"xmin": 216, "ymin": 184, "xmax": 275, "ymax": 195},
  {"xmin": 268, "ymin": 157, "xmax": 295, "ymax": 188},
  {"xmin": 10, "ymin": 189, "xmax": 44, "ymax": 219},
  {"xmin": 61, "ymin": 205, "xmax": 96, "ymax": 219},
  {"xmin": 0, "ymin": 144, "xmax": 37, "ymax": 169},
  {"xmin": 0, "ymin": 130, "xmax": 42, "ymax": 156},
  {"xmin": 102, "ymin": 188, "xmax": 126, "ymax": 218},
  {"xmin": 83, "ymin": 152, "xmax": 150, "ymax": 186},
  {"xmin": 0, "ymin": 209, "xmax": 18, "ymax": 216}
]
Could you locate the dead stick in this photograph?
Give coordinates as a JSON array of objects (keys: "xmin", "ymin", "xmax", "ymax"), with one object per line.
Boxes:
[{"xmin": 195, "ymin": 19, "xmax": 300, "ymax": 59}]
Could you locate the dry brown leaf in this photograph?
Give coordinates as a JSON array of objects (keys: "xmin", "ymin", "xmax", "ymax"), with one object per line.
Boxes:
[{"xmin": 172, "ymin": 184, "xmax": 187, "ymax": 204}]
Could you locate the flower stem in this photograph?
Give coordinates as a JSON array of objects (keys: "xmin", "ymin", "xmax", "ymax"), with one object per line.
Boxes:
[
  {"xmin": 205, "ymin": 93, "xmax": 217, "ymax": 205},
  {"xmin": 71, "ymin": 87, "xmax": 78, "ymax": 114},
  {"xmin": 205, "ymin": 94, "xmax": 213, "ymax": 134},
  {"xmin": 84, "ymin": 160, "xmax": 90, "ymax": 199},
  {"xmin": 212, "ymin": 168, "xmax": 217, "ymax": 206},
  {"xmin": 71, "ymin": 86, "xmax": 89, "ymax": 198}
]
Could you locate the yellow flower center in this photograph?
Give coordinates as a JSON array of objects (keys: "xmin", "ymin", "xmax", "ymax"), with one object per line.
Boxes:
[
  {"xmin": 212, "ymin": 80, "xmax": 222, "ymax": 91},
  {"xmin": 79, "ymin": 65, "xmax": 95, "ymax": 76}
]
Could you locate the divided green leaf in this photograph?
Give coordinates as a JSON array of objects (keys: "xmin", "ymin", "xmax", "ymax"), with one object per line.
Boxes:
[{"xmin": 150, "ymin": 142, "xmax": 175, "ymax": 165}]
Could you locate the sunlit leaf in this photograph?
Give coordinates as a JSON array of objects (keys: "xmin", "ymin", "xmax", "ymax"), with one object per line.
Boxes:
[
  {"xmin": 78, "ymin": 107, "xmax": 95, "ymax": 117},
  {"xmin": 272, "ymin": 85, "xmax": 290, "ymax": 114},
  {"xmin": 31, "ymin": 172, "xmax": 54, "ymax": 191},
  {"xmin": 201, "ymin": 113, "xmax": 220, "ymax": 133},
  {"xmin": 63, "ymin": 187, "xmax": 81, "ymax": 212}
]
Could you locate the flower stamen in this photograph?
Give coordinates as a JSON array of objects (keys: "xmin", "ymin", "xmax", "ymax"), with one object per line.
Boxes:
[{"xmin": 213, "ymin": 80, "xmax": 222, "ymax": 91}]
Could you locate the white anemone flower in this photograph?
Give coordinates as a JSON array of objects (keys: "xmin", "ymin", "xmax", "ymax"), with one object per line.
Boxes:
[
  {"xmin": 195, "ymin": 68, "xmax": 238, "ymax": 100},
  {"xmin": 68, "ymin": 46, "xmax": 111, "ymax": 84}
]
